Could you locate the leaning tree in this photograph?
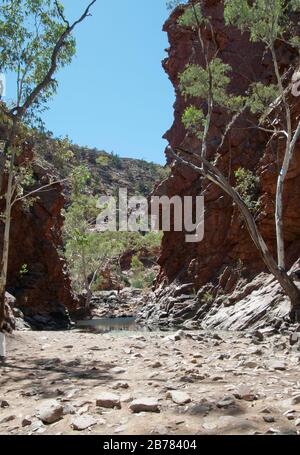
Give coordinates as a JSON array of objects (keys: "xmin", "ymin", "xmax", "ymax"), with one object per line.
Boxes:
[
  {"xmin": 169, "ymin": 0, "xmax": 300, "ymax": 319},
  {"xmin": 0, "ymin": 0, "xmax": 97, "ymax": 337}
]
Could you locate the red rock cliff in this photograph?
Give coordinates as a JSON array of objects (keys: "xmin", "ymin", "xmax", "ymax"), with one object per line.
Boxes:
[
  {"xmin": 156, "ymin": 0, "xmax": 300, "ymax": 295},
  {"xmin": 0, "ymin": 132, "xmax": 80, "ymax": 327}
]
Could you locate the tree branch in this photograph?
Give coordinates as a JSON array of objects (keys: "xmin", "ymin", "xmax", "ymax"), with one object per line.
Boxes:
[
  {"xmin": 12, "ymin": 178, "xmax": 67, "ymax": 206},
  {"xmin": 11, "ymin": 0, "xmax": 97, "ymax": 119},
  {"xmin": 54, "ymin": 0, "xmax": 70, "ymax": 27}
]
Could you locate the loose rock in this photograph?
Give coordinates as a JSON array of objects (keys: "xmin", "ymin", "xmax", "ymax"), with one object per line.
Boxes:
[
  {"xmin": 96, "ymin": 393, "xmax": 121, "ymax": 409},
  {"xmin": 36, "ymin": 400, "xmax": 63, "ymax": 424},
  {"xmin": 166, "ymin": 390, "xmax": 191, "ymax": 405},
  {"xmin": 130, "ymin": 398, "xmax": 160, "ymax": 413},
  {"xmin": 71, "ymin": 415, "xmax": 97, "ymax": 431}
]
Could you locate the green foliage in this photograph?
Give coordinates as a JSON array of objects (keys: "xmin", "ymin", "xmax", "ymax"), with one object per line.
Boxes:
[
  {"xmin": 180, "ymin": 59, "xmax": 245, "ymax": 112},
  {"xmin": 182, "ymin": 106, "xmax": 206, "ymax": 139},
  {"xmin": 19, "ymin": 263, "xmax": 29, "ymax": 277},
  {"xmin": 234, "ymin": 167, "xmax": 260, "ymax": 214},
  {"xmin": 130, "ymin": 269, "xmax": 155, "ymax": 290},
  {"xmin": 64, "ymin": 167, "xmax": 162, "ymax": 294},
  {"xmin": 290, "ymin": 36, "xmax": 300, "ymax": 48},
  {"xmin": 135, "ymin": 181, "xmax": 150, "ymax": 196},
  {"xmin": 246, "ymin": 82, "xmax": 279, "ymax": 115},
  {"xmin": 110, "ymin": 152, "xmax": 122, "ymax": 169},
  {"xmin": 178, "ymin": 2, "xmax": 203, "ymax": 28},
  {"xmin": 96, "ymin": 154, "xmax": 110, "ymax": 167},
  {"xmin": 33, "ymin": 134, "xmax": 75, "ymax": 176},
  {"xmin": 224, "ymin": 0, "xmax": 300, "ymax": 47},
  {"xmin": 177, "ymin": 1, "xmax": 296, "ymax": 144},
  {"xmin": 179, "ymin": 58, "xmax": 245, "ymax": 137},
  {"xmin": 0, "ymin": 0, "xmax": 76, "ymax": 123},
  {"xmin": 131, "ymin": 255, "xmax": 144, "ymax": 273},
  {"xmin": 129, "ymin": 254, "xmax": 157, "ymax": 289},
  {"xmin": 69, "ymin": 165, "xmax": 91, "ymax": 198},
  {"xmin": 157, "ymin": 165, "xmax": 171, "ymax": 181},
  {"xmin": 131, "ymin": 277, "xmax": 144, "ymax": 289},
  {"xmin": 202, "ymin": 291, "xmax": 214, "ymax": 304}
]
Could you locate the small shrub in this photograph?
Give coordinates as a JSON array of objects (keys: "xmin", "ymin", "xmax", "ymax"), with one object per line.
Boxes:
[
  {"xmin": 202, "ymin": 291, "xmax": 214, "ymax": 304},
  {"xmin": 96, "ymin": 155, "xmax": 110, "ymax": 167},
  {"xmin": 234, "ymin": 167, "xmax": 260, "ymax": 214},
  {"xmin": 110, "ymin": 152, "xmax": 122, "ymax": 169},
  {"xmin": 19, "ymin": 263, "xmax": 29, "ymax": 277},
  {"xmin": 131, "ymin": 277, "xmax": 145, "ymax": 289}
]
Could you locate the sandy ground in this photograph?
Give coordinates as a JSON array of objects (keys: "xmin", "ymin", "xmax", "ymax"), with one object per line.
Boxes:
[{"xmin": 1, "ymin": 329, "xmax": 300, "ymax": 435}]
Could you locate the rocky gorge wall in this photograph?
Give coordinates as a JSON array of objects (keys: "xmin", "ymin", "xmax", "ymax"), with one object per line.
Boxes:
[
  {"xmin": 0, "ymin": 130, "xmax": 80, "ymax": 329},
  {"xmin": 137, "ymin": 1, "xmax": 300, "ymax": 330}
]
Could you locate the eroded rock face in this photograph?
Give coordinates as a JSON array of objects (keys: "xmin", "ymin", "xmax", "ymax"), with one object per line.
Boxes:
[
  {"xmin": 0, "ymin": 137, "xmax": 80, "ymax": 328},
  {"xmin": 149, "ymin": 0, "xmax": 300, "ymax": 327}
]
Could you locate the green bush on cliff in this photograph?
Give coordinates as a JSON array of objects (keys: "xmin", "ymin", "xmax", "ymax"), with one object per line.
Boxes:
[{"xmin": 234, "ymin": 168, "xmax": 261, "ymax": 214}]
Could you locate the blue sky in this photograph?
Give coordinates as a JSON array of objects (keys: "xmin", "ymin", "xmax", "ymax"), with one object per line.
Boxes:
[{"xmin": 41, "ymin": 0, "xmax": 175, "ymax": 165}]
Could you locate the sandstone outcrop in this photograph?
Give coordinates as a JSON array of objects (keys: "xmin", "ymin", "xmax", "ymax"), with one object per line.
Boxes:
[
  {"xmin": 142, "ymin": 0, "xmax": 300, "ymax": 329},
  {"xmin": 0, "ymin": 132, "xmax": 80, "ymax": 329}
]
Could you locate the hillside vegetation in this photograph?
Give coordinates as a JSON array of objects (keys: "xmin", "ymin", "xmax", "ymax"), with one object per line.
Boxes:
[
  {"xmin": 32, "ymin": 132, "xmax": 166, "ymax": 301},
  {"xmin": 33, "ymin": 131, "xmax": 169, "ymax": 198}
]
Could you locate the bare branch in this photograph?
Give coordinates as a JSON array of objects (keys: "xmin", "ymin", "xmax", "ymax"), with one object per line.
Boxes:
[
  {"xmin": 12, "ymin": 178, "xmax": 67, "ymax": 206},
  {"xmin": 169, "ymin": 145, "xmax": 300, "ymax": 304},
  {"xmin": 54, "ymin": 0, "xmax": 70, "ymax": 27},
  {"xmin": 216, "ymin": 110, "xmax": 245, "ymax": 155},
  {"xmin": 11, "ymin": 0, "xmax": 97, "ymax": 119},
  {"xmin": 289, "ymin": 120, "xmax": 300, "ymax": 158}
]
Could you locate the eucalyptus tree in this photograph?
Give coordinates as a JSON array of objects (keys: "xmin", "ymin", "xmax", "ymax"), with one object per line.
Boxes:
[
  {"xmin": 168, "ymin": 0, "xmax": 300, "ymax": 319},
  {"xmin": 0, "ymin": 0, "xmax": 97, "ymax": 334}
]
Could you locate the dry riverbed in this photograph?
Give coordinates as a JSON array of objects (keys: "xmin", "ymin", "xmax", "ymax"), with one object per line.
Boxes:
[{"xmin": 1, "ymin": 329, "xmax": 300, "ymax": 435}]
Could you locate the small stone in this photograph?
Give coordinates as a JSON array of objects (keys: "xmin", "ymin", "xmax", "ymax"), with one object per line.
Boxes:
[
  {"xmin": 63, "ymin": 404, "xmax": 76, "ymax": 415},
  {"xmin": 266, "ymin": 360, "xmax": 286, "ymax": 371},
  {"xmin": 174, "ymin": 330, "xmax": 184, "ymax": 341},
  {"xmin": 179, "ymin": 376, "xmax": 194, "ymax": 383},
  {"xmin": 112, "ymin": 381, "xmax": 129, "ymax": 390},
  {"xmin": 131, "ymin": 342, "xmax": 146, "ymax": 350},
  {"xmin": 166, "ymin": 390, "xmax": 191, "ymax": 405},
  {"xmin": 252, "ymin": 330, "xmax": 264, "ymax": 342},
  {"xmin": 212, "ymin": 333, "xmax": 223, "ymax": 341},
  {"xmin": 36, "ymin": 400, "xmax": 64, "ymax": 424},
  {"xmin": 260, "ymin": 407, "xmax": 272, "ymax": 414},
  {"xmin": 0, "ymin": 400, "xmax": 9, "ymax": 408},
  {"xmin": 212, "ymin": 375, "xmax": 224, "ymax": 382},
  {"xmin": 110, "ymin": 367, "xmax": 126, "ymax": 374},
  {"xmin": 291, "ymin": 395, "xmax": 300, "ymax": 405},
  {"xmin": 217, "ymin": 396, "xmax": 236, "ymax": 409},
  {"xmin": 189, "ymin": 403, "xmax": 212, "ymax": 415},
  {"xmin": 151, "ymin": 361, "xmax": 162, "ymax": 369},
  {"xmin": 21, "ymin": 417, "xmax": 32, "ymax": 427},
  {"xmin": 203, "ymin": 422, "xmax": 217, "ymax": 430},
  {"xmin": 71, "ymin": 415, "xmax": 97, "ymax": 431},
  {"xmin": 0, "ymin": 415, "xmax": 16, "ymax": 424},
  {"xmin": 234, "ymin": 386, "xmax": 258, "ymax": 402},
  {"xmin": 129, "ymin": 398, "xmax": 160, "ymax": 413},
  {"xmin": 290, "ymin": 332, "xmax": 300, "ymax": 346},
  {"xmin": 263, "ymin": 416, "xmax": 275, "ymax": 423},
  {"xmin": 243, "ymin": 361, "xmax": 258, "ymax": 369},
  {"xmin": 96, "ymin": 393, "xmax": 121, "ymax": 409}
]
